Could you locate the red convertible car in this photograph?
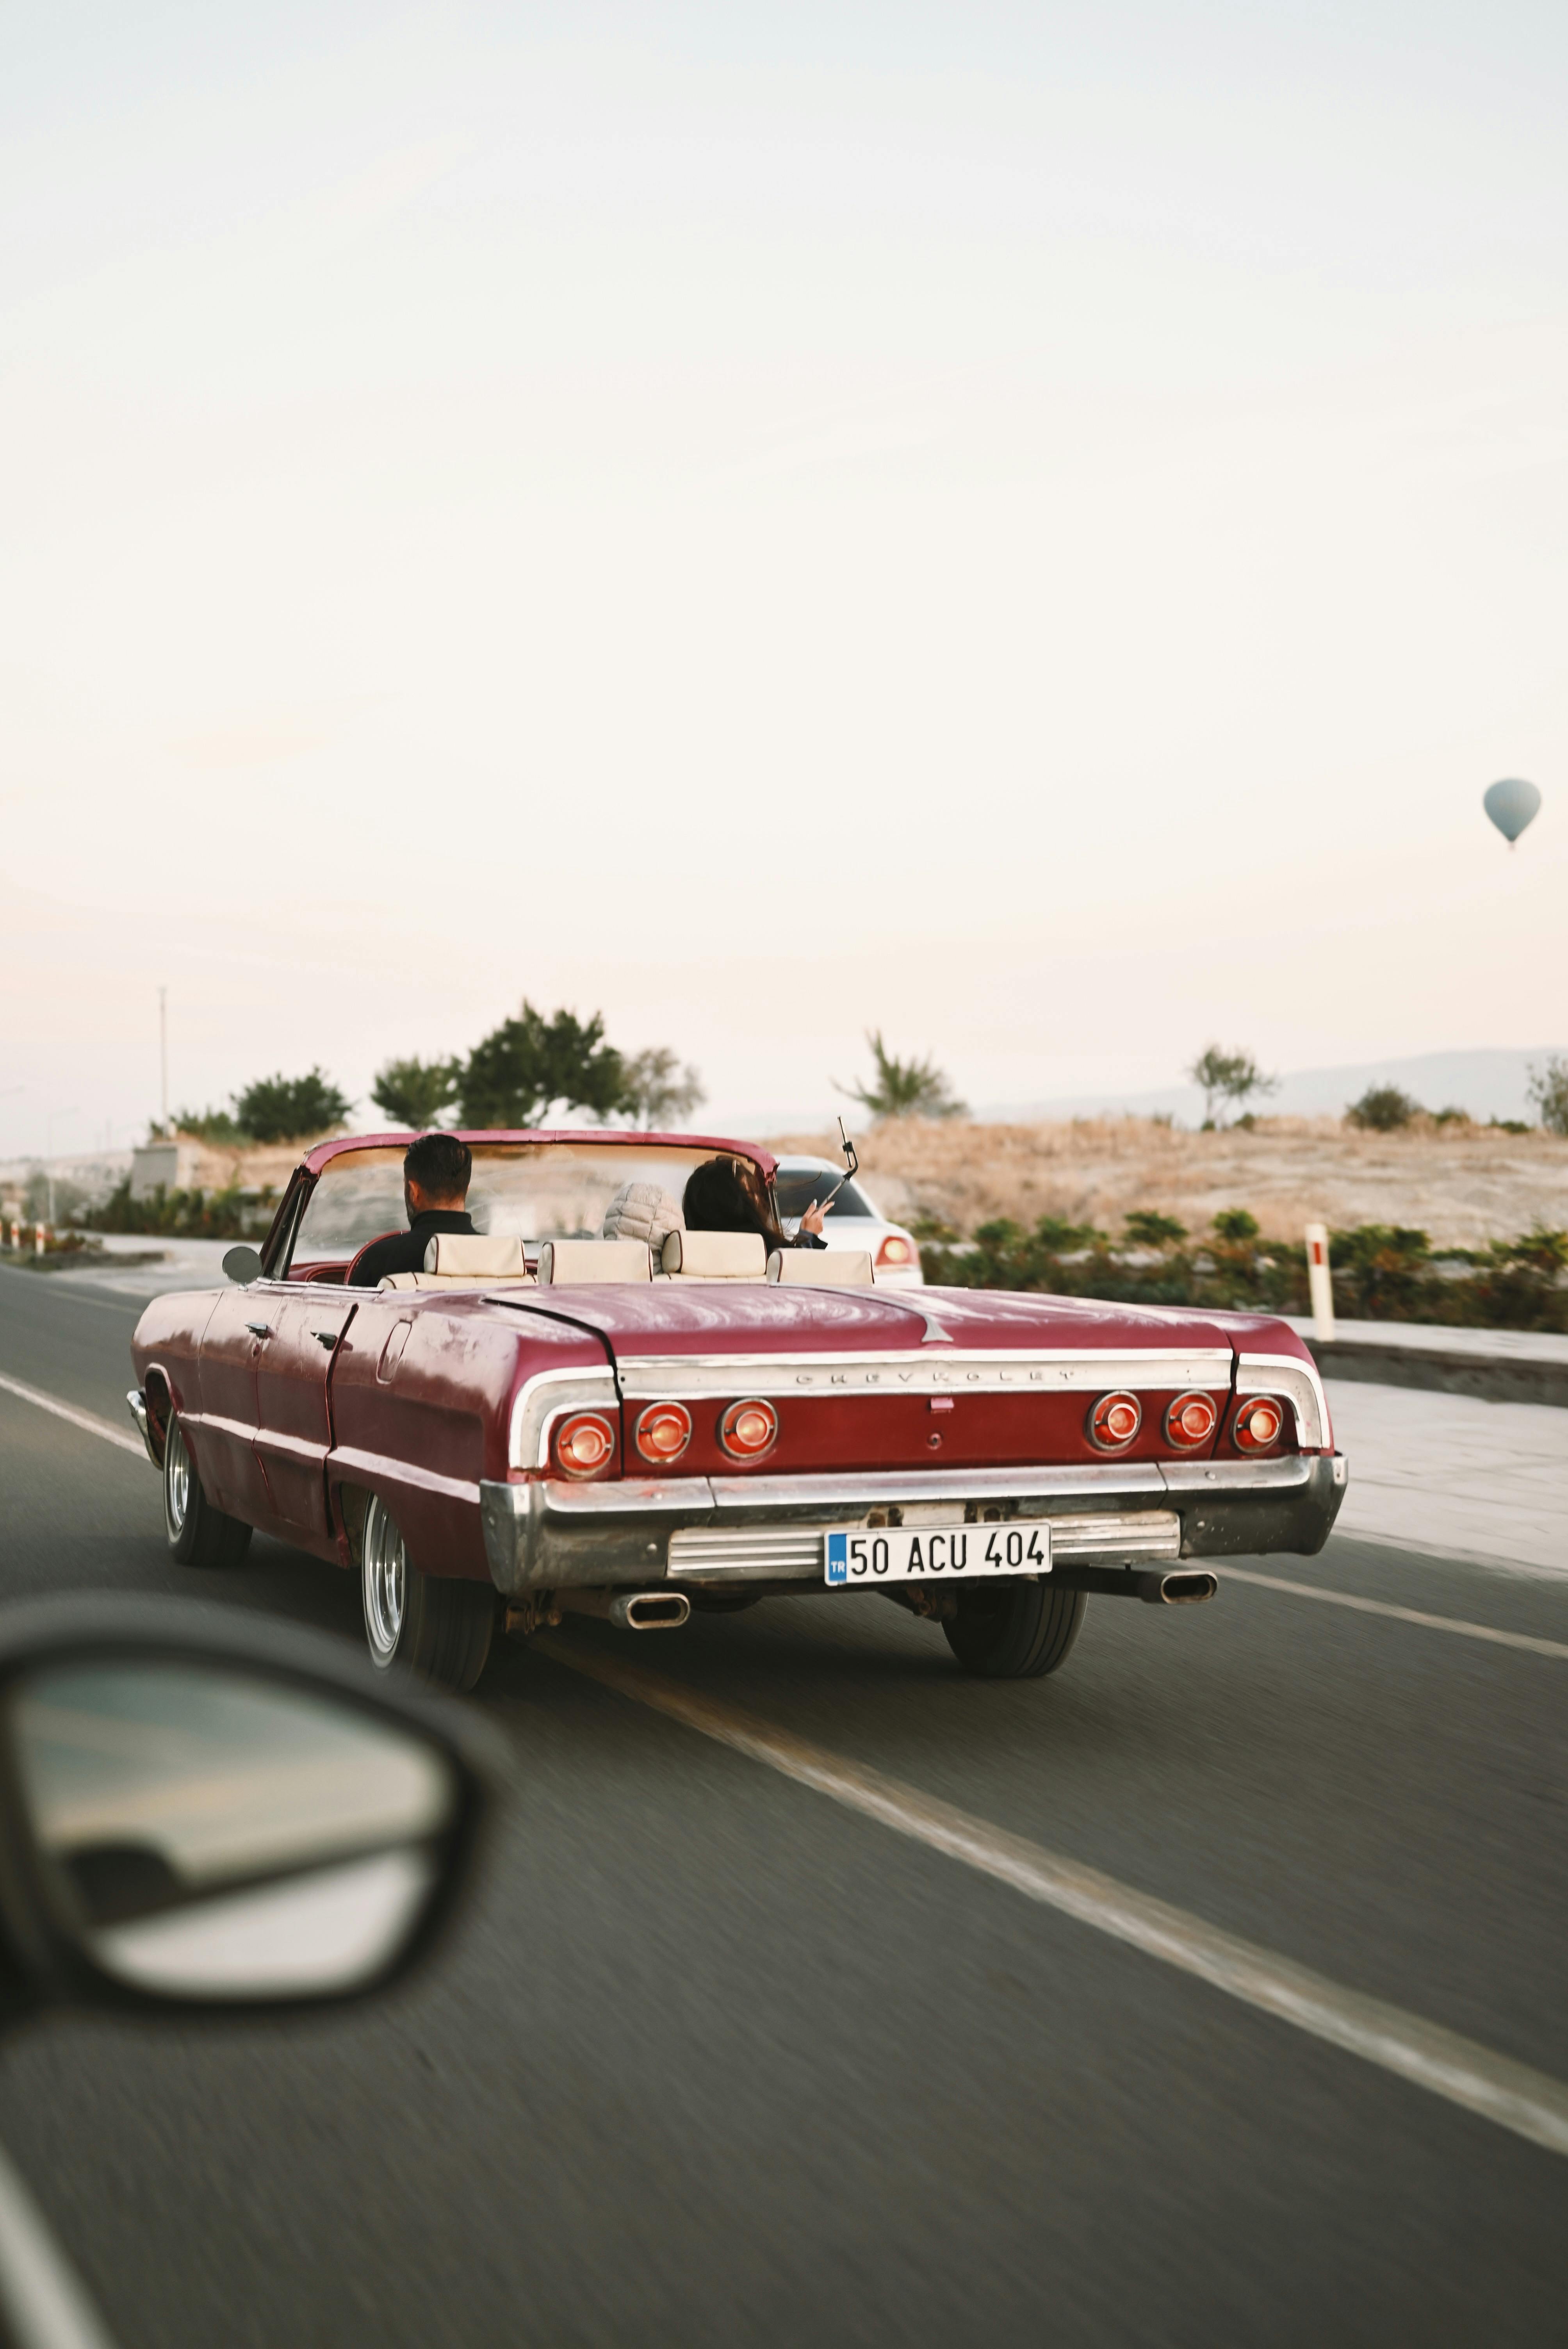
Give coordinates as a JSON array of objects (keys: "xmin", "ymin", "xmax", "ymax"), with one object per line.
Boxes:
[{"xmin": 127, "ymin": 1131, "xmax": 1347, "ymax": 1691}]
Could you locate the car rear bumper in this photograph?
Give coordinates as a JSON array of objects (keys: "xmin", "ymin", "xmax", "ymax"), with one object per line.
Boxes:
[{"xmin": 478, "ymin": 1452, "xmax": 1348, "ymax": 1593}]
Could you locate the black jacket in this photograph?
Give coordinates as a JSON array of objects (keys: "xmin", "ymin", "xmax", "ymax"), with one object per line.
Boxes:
[{"xmin": 349, "ymin": 1209, "xmax": 476, "ymax": 1289}]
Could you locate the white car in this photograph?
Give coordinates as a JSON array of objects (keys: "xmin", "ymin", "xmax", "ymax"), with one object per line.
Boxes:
[{"xmin": 771, "ymin": 1155, "xmax": 925, "ymax": 1287}]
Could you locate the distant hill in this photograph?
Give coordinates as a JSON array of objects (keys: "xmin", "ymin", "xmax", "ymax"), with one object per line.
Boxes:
[{"xmin": 979, "ymin": 1048, "xmax": 1563, "ymax": 1130}]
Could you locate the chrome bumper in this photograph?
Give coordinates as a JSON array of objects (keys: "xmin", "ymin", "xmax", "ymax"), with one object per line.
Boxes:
[
  {"xmin": 126, "ymin": 1388, "xmax": 160, "ymax": 1469},
  {"xmin": 478, "ymin": 1453, "xmax": 1348, "ymax": 1593}
]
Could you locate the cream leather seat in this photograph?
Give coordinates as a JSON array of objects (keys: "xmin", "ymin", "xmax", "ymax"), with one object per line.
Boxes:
[
  {"xmin": 376, "ymin": 1232, "xmax": 534, "ymax": 1290},
  {"xmin": 766, "ymin": 1248, "xmax": 875, "ymax": 1287},
  {"xmin": 659, "ymin": 1230, "xmax": 767, "ymax": 1281},
  {"xmin": 537, "ymin": 1238, "xmax": 653, "ymax": 1284}
]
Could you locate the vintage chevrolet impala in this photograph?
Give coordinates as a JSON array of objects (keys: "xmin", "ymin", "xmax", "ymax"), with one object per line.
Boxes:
[{"xmin": 127, "ymin": 1131, "xmax": 1347, "ymax": 1690}]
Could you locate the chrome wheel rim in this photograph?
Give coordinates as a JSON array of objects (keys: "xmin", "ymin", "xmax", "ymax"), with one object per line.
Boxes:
[
  {"xmin": 164, "ymin": 1419, "xmax": 191, "ymax": 1540},
  {"xmin": 362, "ymin": 1499, "xmax": 406, "ymax": 1668}
]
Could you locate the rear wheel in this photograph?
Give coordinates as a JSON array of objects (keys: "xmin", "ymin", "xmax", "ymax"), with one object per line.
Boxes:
[
  {"xmin": 163, "ymin": 1415, "xmax": 252, "ymax": 1570},
  {"xmin": 361, "ymin": 1494, "xmax": 495, "ymax": 1692},
  {"xmin": 943, "ymin": 1580, "xmax": 1086, "ymax": 1679}
]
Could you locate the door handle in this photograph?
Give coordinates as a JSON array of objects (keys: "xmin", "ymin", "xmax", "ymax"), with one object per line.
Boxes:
[
  {"xmin": 311, "ymin": 1330, "xmax": 340, "ymax": 1350},
  {"xmin": 245, "ymin": 1322, "xmax": 271, "ymax": 1339}
]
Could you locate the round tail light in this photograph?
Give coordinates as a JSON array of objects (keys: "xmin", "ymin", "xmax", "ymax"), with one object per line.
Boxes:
[
  {"xmin": 876, "ymin": 1234, "xmax": 914, "ymax": 1267},
  {"xmin": 1088, "ymin": 1392, "xmax": 1142, "ymax": 1450},
  {"xmin": 1164, "ymin": 1392, "xmax": 1218, "ymax": 1451},
  {"xmin": 1234, "ymin": 1397, "xmax": 1285, "ymax": 1453},
  {"xmin": 719, "ymin": 1398, "xmax": 778, "ymax": 1459},
  {"xmin": 554, "ymin": 1412, "xmax": 616, "ymax": 1477},
  {"xmin": 635, "ymin": 1401, "xmax": 692, "ymax": 1463}
]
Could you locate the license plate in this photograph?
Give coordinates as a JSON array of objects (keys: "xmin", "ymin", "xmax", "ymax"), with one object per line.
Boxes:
[{"xmin": 825, "ymin": 1521, "xmax": 1051, "ymax": 1586}]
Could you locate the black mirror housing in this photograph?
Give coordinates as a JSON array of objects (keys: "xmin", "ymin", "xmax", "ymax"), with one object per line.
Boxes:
[
  {"xmin": 222, "ymin": 1245, "xmax": 264, "ymax": 1284},
  {"xmin": 0, "ymin": 1598, "xmax": 506, "ymax": 2025}
]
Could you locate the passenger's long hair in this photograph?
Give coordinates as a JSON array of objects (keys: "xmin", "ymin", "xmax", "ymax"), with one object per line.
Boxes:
[{"xmin": 681, "ymin": 1157, "xmax": 788, "ymax": 1251}]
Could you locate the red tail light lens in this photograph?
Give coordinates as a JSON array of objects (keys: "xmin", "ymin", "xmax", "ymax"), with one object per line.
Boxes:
[
  {"xmin": 1234, "ymin": 1396, "xmax": 1285, "ymax": 1453},
  {"xmin": 876, "ymin": 1234, "xmax": 915, "ymax": 1268},
  {"xmin": 719, "ymin": 1398, "xmax": 778, "ymax": 1459},
  {"xmin": 635, "ymin": 1401, "xmax": 692, "ymax": 1463},
  {"xmin": 1164, "ymin": 1392, "xmax": 1218, "ymax": 1451},
  {"xmin": 1088, "ymin": 1392, "xmax": 1142, "ymax": 1450},
  {"xmin": 554, "ymin": 1412, "xmax": 616, "ymax": 1477}
]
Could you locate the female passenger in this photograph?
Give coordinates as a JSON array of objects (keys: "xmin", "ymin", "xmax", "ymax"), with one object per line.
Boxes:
[{"xmin": 681, "ymin": 1156, "xmax": 831, "ymax": 1250}]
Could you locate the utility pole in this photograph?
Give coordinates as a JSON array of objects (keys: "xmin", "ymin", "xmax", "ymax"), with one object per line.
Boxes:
[{"xmin": 159, "ymin": 987, "xmax": 169, "ymax": 1135}]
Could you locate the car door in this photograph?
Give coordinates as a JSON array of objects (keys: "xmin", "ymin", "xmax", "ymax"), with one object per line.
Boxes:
[
  {"xmin": 249, "ymin": 1288, "xmax": 358, "ymax": 1549},
  {"xmin": 193, "ymin": 1290, "xmax": 276, "ymax": 1527}
]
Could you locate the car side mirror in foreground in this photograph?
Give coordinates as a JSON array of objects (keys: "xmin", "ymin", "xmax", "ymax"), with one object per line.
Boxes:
[
  {"xmin": 0, "ymin": 1599, "xmax": 504, "ymax": 2015},
  {"xmin": 221, "ymin": 1245, "xmax": 264, "ymax": 1284}
]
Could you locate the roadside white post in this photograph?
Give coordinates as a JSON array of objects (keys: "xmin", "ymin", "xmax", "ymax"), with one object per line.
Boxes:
[
  {"xmin": 32, "ymin": 1222, "xmax": 45, "ymax": 1258},
  {"xmin": 1305, "ymin": 1222, "xmax": 1335, "ymax": 1340}
]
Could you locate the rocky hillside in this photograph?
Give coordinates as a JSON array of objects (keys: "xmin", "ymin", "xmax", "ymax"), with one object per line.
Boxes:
[{"xmin": 766, "ymin": 1116, "xmax": 1568, "ymax": 1249}]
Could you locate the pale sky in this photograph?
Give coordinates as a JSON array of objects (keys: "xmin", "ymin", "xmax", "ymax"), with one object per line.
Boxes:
[{"xmin": 3, "ymin": 0, "xmax": 1564, "ymax": 1155}]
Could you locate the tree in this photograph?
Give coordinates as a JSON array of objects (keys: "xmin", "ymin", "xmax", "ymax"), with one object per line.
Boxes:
[
  {"xmin": 371, "ymin": 1056, "xmax": 462, "ymax": 1131},
  {"xmin": 458, "ymin": 1005, "xmax": 627, "ymax": 1128},
  {"xmin": 839, "ymin": 1032, "xmax": 965, "ymax": 1121},
  {"xmin": 1212, "ymin": 1207, "xmax": 1261, "ymax": 1242},
  {"xmin": 619, "ymin": 1048, "xmax": 705, "ymax": 1127},
  {"xmin": 1527, "ymin": 1056, "xmax": 1568, "ymax": 1139},
  {"xmin": 1345, "ymin": 1084, "xmax": 1420, "ymax": 1132},
  {"xmin": 233, "ymin": 1068, "xmax": 352, "ymax": 1143},
  {"xmin": 1188, "ymin": 1046, "xmax": 1278, "ymax": 1128}
]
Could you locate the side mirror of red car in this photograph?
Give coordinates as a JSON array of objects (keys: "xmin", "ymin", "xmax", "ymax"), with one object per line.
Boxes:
[
  {"xmin": 221, "ymin": 1245, "xmax": 264, "ymax": 1284},
  {"xmin": 0, "ymin": 1599, "xmax": 504, "ymax": 2020}
]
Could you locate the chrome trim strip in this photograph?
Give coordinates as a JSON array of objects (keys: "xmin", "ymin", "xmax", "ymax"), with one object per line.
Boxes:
[
  {"xmin": 508, "ymin": 1367, "xmax": 619, "ymax": 1470},
  {"xmin": 1236, "ymin": 1354, "xmax": 1330, "ymax": 1452},
  {"xmin": 617, "ymin": 1348, "xmax": 1233, "ymax": 1402},
  {"xmin": 707, "ymin": 1463, "xmax": 1169, "ymax": 1510},
  {"xmin": 1161, "ymin": 1456, "xmax": 1312, "ymax": 1493}
]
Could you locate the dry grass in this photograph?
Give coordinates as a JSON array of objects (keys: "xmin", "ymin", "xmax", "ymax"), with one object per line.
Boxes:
[{"xmin": 765, "ymin": 1116, "xmax": 1568, "ymax": 1249}]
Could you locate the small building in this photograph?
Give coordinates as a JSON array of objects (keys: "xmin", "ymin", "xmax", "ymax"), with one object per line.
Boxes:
[{"xmin": 129, "ymin": 1139, "xmax": 203, "ymax": 1200}]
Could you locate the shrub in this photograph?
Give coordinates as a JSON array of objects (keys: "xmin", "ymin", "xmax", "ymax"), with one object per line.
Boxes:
[
  {"xmin": 840, "ymin": 1032, "xmax": 965, "ymax": 1121},
  {"xmin": 1124, "ymin": 1210, "xmax": 1187, "ymax": 1248},
  {"xmin": 1345, "ymin": 1085, "xmax": 1421, "ymax": 1132},
  {"xmin": 1527, "ymin": 1056, "xmax": 1568, "ymax": 1138},
  {"xmin": 1212, "ymin": 1208, "xmax": 1260, "ymax": 1242},
  {"xmin": 235, "ymin": 1069, "xmax": 353, "ymax": 1143}
]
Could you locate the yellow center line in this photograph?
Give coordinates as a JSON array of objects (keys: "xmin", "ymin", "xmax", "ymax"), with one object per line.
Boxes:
[
  {"xmin": 1216, "ymin": 1566, "xmax": 1568, "ymax": 1659},
  {"xmin": 536, "ymin": 1633, "xmax": 1568, "ymax": 2160}
]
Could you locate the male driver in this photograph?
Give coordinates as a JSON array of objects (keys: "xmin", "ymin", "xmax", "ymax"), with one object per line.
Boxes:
[{"xmin": 349, "ymin": 1132, "xmax": 476, "ymax": 1287}]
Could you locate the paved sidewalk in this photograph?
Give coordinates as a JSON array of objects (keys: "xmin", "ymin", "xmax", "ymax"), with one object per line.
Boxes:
[{"xmin": 1326, "ymin": 1378, "xmax": 1568, "ymax": 1578}]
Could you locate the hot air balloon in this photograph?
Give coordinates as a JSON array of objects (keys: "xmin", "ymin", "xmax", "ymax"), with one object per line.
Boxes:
[{"xmin": 1483, "ymin": 777, "xmax": 1541, "ymax": 846}]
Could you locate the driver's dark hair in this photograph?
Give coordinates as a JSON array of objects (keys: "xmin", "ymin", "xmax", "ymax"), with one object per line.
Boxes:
[
  {"xmin": 404, "ymin": 1132, "xmax": 471, "ymax": 1199},
  {"xmin": 682, "ymin": 1156, "xmax": 785, "ymax": 1249}
]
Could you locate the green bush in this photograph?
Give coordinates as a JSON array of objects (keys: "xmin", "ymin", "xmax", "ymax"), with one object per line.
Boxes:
[
  {"xmin": 1345, "ymin": 1085, "xmax": 1421, "ymax": 1132},
  {"xmin": 81, "ymin": 1179, "xmax": 276, "ymax": 1240},
  {"xmin": 1527, "ymin": 1057, "xmax": 1568, "ymax": 1137},
  {"xmin": 919, "ymin": 1213, "xmax": 1568, "ymax": 1332}
]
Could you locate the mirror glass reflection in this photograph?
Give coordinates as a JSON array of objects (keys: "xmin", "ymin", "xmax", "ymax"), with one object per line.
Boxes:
[{"xmin": 11, "ymin": 1661, "xmax": 456, "ymax": 2000}]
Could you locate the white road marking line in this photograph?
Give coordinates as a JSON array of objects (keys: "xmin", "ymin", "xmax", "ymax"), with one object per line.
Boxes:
[
  {"xmin": 0, "ymin": 1374, "xmax": 146, "ymax": 1459},
  {"xmin": 1217, "ymin": 1566, "xmax": 1568, "ymax": 1660},
  {"xmin": 538, "ymin": 1636, "xmax": 1568, "ymax": 2160}
]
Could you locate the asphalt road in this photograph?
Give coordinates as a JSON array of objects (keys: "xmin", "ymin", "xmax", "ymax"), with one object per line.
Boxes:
[{"xmin": 0, "ymin": 1262, "xmax": 1565, "ymax": 2345}]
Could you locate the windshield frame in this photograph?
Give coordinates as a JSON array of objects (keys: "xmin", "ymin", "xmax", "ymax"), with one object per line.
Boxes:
[{"xmin": 264, "ymin": 1129, "xmax": 780, "ymax": 1280}]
